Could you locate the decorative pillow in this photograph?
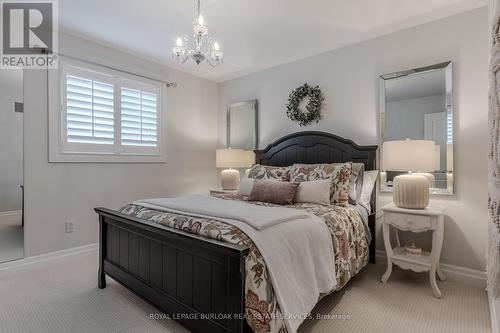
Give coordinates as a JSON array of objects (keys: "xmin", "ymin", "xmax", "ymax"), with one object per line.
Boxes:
[
  {"xmin": 247, "ymin": 164, "xmax": 291, "ymax": 181},
  {"xmin": 294, "ymin": 179, "xmax": 331, "ymax": 205},
  {"xmin": 333, "ymin": 162, "xmax": 365, "ymax": 205},
  {"xmin": 290, "ymin": 162, "xmax": 352, "ymax": 205},
  {"xmin": 249, "ymin": 179, "xmax": 299, "ymax": 205},
  {"xmin": 359, "ymin": 170, "xmax": 379, "ymax": 213},
  {"xmin": 238, "ymin": 177, "xmax": 254, "ymax": 196}
]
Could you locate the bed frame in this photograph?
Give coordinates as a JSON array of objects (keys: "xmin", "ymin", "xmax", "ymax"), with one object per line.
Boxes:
[{"xmin": 95, "ymin": 131, "xmax": 378, "ymax": 333}]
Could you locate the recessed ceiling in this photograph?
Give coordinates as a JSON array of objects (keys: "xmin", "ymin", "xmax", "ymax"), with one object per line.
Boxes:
[{"xmin": 59, "ymin": 0, "xmax": 487, "ymax": 82}]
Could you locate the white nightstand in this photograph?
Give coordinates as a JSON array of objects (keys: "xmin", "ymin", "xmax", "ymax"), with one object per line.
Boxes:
[
  {"xmin": 381, "ymin": 202, "xmax": 446, "ymax": 298},
  {"xmin": 209, "ymin": 188, "xmax": 239, "ymax": 196}
]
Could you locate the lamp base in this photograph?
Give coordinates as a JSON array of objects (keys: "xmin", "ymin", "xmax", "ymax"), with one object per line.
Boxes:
[
  {"xmin": 393, "ymin": 174, "xmax": 430, "ymax": 209},
  {"xmin": 220, "ymin": 169, "xmax": 240, "ymax": 190},
  {"xmin": 413, "ymin": 172, "xmax": 436, "ymax": 188}
]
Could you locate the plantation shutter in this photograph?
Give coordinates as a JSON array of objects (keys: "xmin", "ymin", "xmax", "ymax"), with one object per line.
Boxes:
[
  {"xmin": 66, "ymin": 75, "xmax": 114, "ymax": 145},
  {"xmin": 120, "ymin": 88, "xmax": 158, "ymax": 147}
]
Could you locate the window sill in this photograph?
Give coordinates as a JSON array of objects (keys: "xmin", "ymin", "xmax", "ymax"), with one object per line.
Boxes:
[{"xmin": 48, "ymin": 152, "xmax": 166, "ymax": 163}]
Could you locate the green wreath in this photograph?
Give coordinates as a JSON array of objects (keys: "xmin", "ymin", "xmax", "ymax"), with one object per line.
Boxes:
[{"xmin": 286, "ymin": 83, "xmax": 324, "ymax": 127}]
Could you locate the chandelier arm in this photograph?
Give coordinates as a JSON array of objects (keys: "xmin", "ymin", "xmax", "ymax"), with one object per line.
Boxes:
[
  {"xmin": 206, "ymin": 58, "xmax": 216, "ymax": 67},
  {"xmin": 206, "ymin": 57, "xmax": 221, "ymax": 67},
  {"xmin": 180, "ymin": 54, "xmax": 190, "ymax": 64}
]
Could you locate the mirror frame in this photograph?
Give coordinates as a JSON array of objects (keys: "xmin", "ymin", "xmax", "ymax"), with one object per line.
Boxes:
[
  {"xmin": 379, "ymin": 61, "xmax": 454, "ymax": 195},
  {"xmin": 227, "ymin": 99, "xmax": 258, "ymax": 149}
]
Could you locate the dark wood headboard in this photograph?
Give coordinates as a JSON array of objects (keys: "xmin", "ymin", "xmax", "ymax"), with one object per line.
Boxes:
[
  {"xmin": 255, "ymin": 131, "xmax": 378, "ymax": 263},
  {"xmin": 255, "ymin": 131, "xmax": 377, "ymax": 171}
]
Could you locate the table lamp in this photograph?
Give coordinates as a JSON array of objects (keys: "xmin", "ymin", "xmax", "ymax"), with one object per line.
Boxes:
[
  {"xmin": 216, "ymin": 149, "xmax": 255, "ymax": 190},
  {"xmin": 382, "ymin": 139, "xmax": 436, "ymax": 209}
]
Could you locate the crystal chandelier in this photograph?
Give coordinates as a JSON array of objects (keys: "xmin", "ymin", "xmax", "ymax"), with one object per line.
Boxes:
[{"xmin": 172, "ymin": 0, "xmax": 223, "ymax": 67}]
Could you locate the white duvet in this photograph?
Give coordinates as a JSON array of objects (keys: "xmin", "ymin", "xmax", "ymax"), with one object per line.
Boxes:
[{"xmin": 134, "ymin": 195, "xmax": 336, "ymax": 333}]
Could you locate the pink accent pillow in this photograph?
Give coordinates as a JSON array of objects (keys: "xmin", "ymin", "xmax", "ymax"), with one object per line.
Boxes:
[{"xmin": 249, "ymin": 179, "xmax": 299, "ymax": 205}]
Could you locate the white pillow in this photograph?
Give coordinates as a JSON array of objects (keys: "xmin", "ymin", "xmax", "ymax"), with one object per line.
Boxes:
[
  {"xmin": 238, "ymin": 177, "xmax": 254, "ymax": 196},
  {"xmin": 294, "ymin": 179, "xmax": 331, "ymax": 205},
  {"xmin": 359, "ymin": 170, "xmax": 379, "ymax": 213}
]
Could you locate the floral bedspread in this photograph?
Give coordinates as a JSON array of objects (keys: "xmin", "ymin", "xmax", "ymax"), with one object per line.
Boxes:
[{"xmin": 119, "ymin": 194, "xmax": 369, "ymax": 333}]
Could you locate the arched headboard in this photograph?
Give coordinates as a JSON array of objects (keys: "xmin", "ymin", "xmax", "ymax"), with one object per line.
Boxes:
[
  {"xmin": 255, "ymin": 131, "xmax": 377, "ymax": 171},
  {"xmin": 255, "ymin": 131, "xmax": 378, "ymax": 263}
]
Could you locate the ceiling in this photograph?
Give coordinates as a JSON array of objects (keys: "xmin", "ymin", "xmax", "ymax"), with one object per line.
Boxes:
[
  {"xmin": 385, "ymin": 70, "xmax": 446, "ymax": 102},
  {"xmin": 59, "ymin": 0, "xmax": 487, "ymax": 82}
]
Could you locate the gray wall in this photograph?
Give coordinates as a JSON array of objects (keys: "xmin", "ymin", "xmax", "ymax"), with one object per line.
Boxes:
[
  {"xmin": 0, "ymin": 71, "xmax": 23, "ymax": 212},
  {"xmin": 218, "ymin": 8, "xmax": 489, "ymax": 271},
  {"xmin": 24, "ymin": 32, "xmax": 219, "ymax": 257},
  {"xmin": 385, "ymin": 94, "xmax": 445, "ymax": 141}
]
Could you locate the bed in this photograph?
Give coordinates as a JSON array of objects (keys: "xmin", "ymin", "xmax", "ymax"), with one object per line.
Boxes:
[{"xmin": 95, "ymin": 131, "xmax": 378, "ymax": 333}]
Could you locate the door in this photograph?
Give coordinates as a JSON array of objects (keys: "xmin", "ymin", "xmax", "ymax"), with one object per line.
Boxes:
[{"xmin": 424, "ymin": 111, "xmax": 447, "ymax": 188}]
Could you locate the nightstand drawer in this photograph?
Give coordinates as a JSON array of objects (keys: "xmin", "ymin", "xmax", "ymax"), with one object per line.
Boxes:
[{"xmin": 387, "ymin": 212, "xmax": 431, "ymax": 230}]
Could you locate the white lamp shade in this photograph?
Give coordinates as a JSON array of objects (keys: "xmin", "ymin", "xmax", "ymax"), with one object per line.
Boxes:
[
  {"xmin": 216, "ymin": 149, "xmax": 255, "ymax": 168},
  {"xmin": 382, "ymin": 140, "xmax": 436, "ymax": 172}
]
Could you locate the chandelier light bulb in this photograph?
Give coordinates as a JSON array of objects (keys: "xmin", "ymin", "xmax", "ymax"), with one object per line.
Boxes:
[
  {"xmin": 176, "ymin": 37, "xmax": 183, "ymax": 46},
  {"xmin": 197, "ymin": 15, "xmax": 205, "ymax": 25},
  {"xmin": 213, "ymin": 41, "xmax": 220, "ymax": 50}
]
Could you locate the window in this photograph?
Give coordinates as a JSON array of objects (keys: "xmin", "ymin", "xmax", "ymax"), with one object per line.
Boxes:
[
  {"xmin": 121, "ymin": 88, "xmax": 158, "ymax": 148},
  {"xmin": 446, "ymin": 111, "xmax": 453, "ymax": 144},
  {"xmin": 49, "ymin": 58, "xmax": 165, "ymax": 162},
  {"xmin": 66, "ymin": 76, "xmax": 114, "ymax": 146}
]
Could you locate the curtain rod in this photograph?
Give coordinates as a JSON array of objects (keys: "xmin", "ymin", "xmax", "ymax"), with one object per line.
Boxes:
[{"xmin": 38, "ymin": 48, "xmax": 178, "ymax": 87}]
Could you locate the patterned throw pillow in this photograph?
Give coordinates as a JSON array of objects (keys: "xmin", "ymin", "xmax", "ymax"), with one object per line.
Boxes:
[
  {"xmin": 333, "ymin": 163, "xmax": 365, "ymax": 205},
  {"xmin": 247, "ymin": 164, "xmax": 291, "ymax": 181},
  {"xmin": 290, "ymin": 162, "xmax": 353, "ymax": 205}
]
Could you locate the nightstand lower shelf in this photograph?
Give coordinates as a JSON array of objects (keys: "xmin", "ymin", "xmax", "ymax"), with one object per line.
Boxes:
[{"xmin": 390, "ymin": 247, "xmax": 432, "ymax": 271}]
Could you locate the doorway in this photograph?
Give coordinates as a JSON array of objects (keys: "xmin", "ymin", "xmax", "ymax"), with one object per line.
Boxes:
[{"xmin": 0, "ymin": 69, "xmax": 24, "ymax": 263}]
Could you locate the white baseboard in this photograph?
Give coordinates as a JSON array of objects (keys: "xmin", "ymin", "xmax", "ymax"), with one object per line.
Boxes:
[
  {"xmin": 0, "ymin": 243, "xmax": 98, "ymax": 272},
  {"xmin": 489, "ymin": 291, "xmax": 500, "ymax": 333},
  {"xmin": 0, "ymin": 210, "xmax": 22, "ymax": 217},
  {"xmin": 0, "ymin": 210, "xmax": 22, "ymax": 224},
  {"xmin": 376, "ymin": 249, "xmax": 486, "ymax": 288}
]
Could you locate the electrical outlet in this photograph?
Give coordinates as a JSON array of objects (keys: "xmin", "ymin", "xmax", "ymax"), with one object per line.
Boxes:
[{"xmin": 66, "ymin": 221, "xmax": 75, "ymax": 233}]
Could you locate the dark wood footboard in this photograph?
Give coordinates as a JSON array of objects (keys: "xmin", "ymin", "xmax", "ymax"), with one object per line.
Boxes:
[{"xmin": 95, "ymin": 207, "xmax": 251, "ymax": 333}]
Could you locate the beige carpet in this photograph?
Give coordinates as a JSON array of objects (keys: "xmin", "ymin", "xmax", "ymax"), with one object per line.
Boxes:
[{"xmin": 0, "ymin": 249, "xmax": 490, "ymax": 333}]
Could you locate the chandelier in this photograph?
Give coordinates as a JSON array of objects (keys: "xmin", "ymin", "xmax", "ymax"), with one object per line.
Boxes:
[{"xmin": 172, "ymin": 0, "xmax": 223, "ymax": 67}]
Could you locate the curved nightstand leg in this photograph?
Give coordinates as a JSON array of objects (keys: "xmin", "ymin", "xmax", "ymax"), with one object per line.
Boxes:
[
  {"xmin": 381, "ymin": 223, "xmax": 393, "ymax": 283},
  {"xmin": 381, "ymin": 261, "xmax": 392, "ymax": 283},
  {"xmin": 437, "ymin": 267, "xmax": 446, "ymax": 281},
  {"xmin": 430, "ymin": 268, "xmax": 442, "ymax": 298},
  {"xmin": 430, "ymin": 221, "xmax": 445, "ymax": 298},
  {"xmin": 395, "ymin": 229, "xmax": 401, "ymax": 248}
]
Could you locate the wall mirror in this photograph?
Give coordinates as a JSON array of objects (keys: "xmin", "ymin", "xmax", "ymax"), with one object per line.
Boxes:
[
  {"xmin": 227, "ymin": 100, "xmax": 258, "ymax": 149},
  {"xmin": 379, "ymin": 62, "xmax": 454, "ymax": 195}
]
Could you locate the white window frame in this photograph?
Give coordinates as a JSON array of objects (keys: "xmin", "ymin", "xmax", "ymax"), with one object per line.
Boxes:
[{"xmin": 48, "ymin": 57, "xmax": 166, "ymax": 163}]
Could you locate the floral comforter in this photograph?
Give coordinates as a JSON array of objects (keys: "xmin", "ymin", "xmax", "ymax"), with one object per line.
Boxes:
[{"xmin": 119, "ymin": 193, "xmax": 369, "ymax": 333}]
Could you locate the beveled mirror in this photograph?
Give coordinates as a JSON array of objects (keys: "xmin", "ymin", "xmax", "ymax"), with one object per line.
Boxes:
[
  {"xmin": 379, "ymin": 62, "xmax": 454, "ymax": 195},
  {"xmin": 227, "ymin": 100, "xmax": 258, "ymax": 149}
]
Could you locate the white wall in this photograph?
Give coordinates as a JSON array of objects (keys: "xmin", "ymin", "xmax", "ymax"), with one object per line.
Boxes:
[
  {"xmin": 24, "ymin": 32, "xmax": 219, "ymax": 257},
  {"xmin": 218, "ymin": 8, "xmax": 488, "ymax": 271},
  {"xmin": 0, "ymin": 71, "xmax": 23, "ymax": 212}
]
